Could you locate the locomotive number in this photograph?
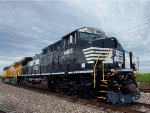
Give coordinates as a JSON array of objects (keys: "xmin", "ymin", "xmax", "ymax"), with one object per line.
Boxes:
[{"xmin": 64, "ymin": 48, "xmax": 73, "ymax": 55}]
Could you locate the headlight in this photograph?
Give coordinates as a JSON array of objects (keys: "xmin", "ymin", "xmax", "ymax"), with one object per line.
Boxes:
[
  {"xmin": 132, "ymin": 63, "xmax": 137, "ymax": 70},
  {"xmin": 117, "ymin": 62, "xmax": 122, "ymax": 67}
]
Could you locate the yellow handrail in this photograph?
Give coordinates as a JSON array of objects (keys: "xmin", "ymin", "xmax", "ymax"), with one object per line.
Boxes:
[
  {"xmin": 111, "ymin": 70, "xmax": 116, "ymax": 76},
  {"xmin": 102, "ymin": 49, "xmax": 110, "ymax": 83},
  {"xmin": 94, "ymin": 51, "xmax": 101, "ymax": 88},
  {"xmin": 93, "ymin": 49, "xmax": 111, "ymax": 88}
]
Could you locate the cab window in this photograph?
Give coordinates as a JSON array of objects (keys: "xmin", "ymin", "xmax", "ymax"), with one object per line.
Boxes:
[
  {"xmin": 63, "ymin": 33, "xmax": 76, "ymax": 47},
  {"xmin": 79, "ymin": 32, "xmax": 101, "ymax": 41}
]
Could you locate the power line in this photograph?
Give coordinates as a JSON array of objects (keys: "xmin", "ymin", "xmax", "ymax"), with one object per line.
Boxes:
[{"xmin": 113, "ymin": 21, "xmax": 150, "ymax": 35}]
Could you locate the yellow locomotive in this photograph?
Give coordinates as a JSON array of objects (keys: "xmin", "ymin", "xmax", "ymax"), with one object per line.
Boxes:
[{"xmin": 3, "ymin": 61, "xmax": 22, "ymax": 83}]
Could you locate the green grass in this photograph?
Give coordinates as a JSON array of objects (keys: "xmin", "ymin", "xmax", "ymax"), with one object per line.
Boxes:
[{"xmin": 136, "ymin": 73, "xmax": 150, "ymax": 84}]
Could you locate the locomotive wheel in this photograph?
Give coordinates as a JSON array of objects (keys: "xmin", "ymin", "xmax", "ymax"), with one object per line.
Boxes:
[{"xmin": 55, "ymin": 86, "xmax": 61, "ymax": 93}]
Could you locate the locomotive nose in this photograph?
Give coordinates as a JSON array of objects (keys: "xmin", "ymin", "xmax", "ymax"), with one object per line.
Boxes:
[
  {"xmin": 91, "ymin": 37, "xmax": 123, "ymax": 50},
  {"xmin": 91, "ymin": 38, "xmax": 111, "ymax": 48}
]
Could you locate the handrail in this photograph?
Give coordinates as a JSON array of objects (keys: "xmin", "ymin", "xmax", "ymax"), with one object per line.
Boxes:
[
  {"xmin": 93, "ymin": 51, "xmax": 101, "ymax": 88},
  {"xmin": 102, "ymin": 49, "xmax": 110, "ymax": 83},
  {"xmin": 111, "ymin": 70, "xmax": 116, "ymax": 76},
  {"xmin": 93, "ymin": 49, "xmax": 110, "ymax": 88}
]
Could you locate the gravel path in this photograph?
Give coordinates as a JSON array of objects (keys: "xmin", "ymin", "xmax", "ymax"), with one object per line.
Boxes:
[
  {"xmin": 137, "ymin": 92, "xmax": 150, "ymax": 104},
  {"xmin": 0, "ymin": 82, "xmax": 149, "ymax": 113},
  {"xmin": 0, "ymin": 82, "xmax": 115, "ymax": 113}
]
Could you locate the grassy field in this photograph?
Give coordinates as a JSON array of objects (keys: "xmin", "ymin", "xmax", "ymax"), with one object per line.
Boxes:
[{"xmin": 136, "ymin": 73, "xmax": 150, "ymax": 84}]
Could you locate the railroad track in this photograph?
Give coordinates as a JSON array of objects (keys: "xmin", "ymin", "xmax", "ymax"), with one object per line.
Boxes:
[
  {"xmin": 56, "ymin": 95, "xmax": 150, "ymax": 113},
  {"xmin": 140, "ymin": 89, "xmax": 150, "ymax": 93},
  {"xmin": 2, "ymin": 83, "xmax": 150, "ymax": 113},
  {"xmin": 123, "ymin": 102, "xmax": 150, "ymax": 113},
  {"xmin": 135, "ymin": 102, "xmax": 150, "ymax": 109}
]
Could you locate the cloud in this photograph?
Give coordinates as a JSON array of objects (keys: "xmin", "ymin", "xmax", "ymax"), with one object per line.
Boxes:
[{"xmin": 0, "ymin": 1, "xmax": 149, "ymax": 73}]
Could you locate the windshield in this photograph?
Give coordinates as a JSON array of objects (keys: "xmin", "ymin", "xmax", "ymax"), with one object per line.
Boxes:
[{"xmin": 79, "ymin": 32, "xmax": 103, "ymax": 41}]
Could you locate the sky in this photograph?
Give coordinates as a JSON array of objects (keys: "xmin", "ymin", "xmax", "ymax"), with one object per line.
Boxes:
[{"xmin": 0, "ymin": 0, "xmax": 150, "ymax": 74}]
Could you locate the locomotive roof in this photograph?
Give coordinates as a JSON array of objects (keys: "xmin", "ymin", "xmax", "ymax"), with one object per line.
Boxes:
[
  {"xmin": 3, "ymin": 66, "xmax": 10, "ymax": 70},
  {"xmin": 42, "ymin": 27, "xmax": 105, "ymax": 52},
  {"xmin": 19, "ymin": 57, "xmax": 33, "ymax": 61},
  {"xmin": 12, "ymin": 62, "xmax": 20, "ymax": 65},
  {"xmin": 62, "ymin": 27, "xmax": 105, "ymax": 39}
]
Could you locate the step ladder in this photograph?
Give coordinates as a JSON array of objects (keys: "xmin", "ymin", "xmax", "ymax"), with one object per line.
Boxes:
[
  {"xmin": 93, "ymin": 49, "xmax": 110, "ymax": 100},
  {"xmin": 97, "ymin": 78, "xmax": 108, "ymax": 100}
]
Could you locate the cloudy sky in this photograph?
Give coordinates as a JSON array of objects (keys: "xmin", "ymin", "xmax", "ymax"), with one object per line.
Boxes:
[{"xmin": 0, "ymin": 0, "xmax": 150, "ymax": 73}]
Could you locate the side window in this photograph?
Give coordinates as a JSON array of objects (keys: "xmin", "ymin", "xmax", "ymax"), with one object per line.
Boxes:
[
  {"xmin": 70, "ymin": 33, "xmax": 76, "ymax": 44},
  {"xmin": 67, "ymin": 37, "xmax": 70, "ymax": 45},
  {"xmin": 70, "ymin": 35, "xmax": 73, "ymax": 44},
  {"xmin": 72, "ymin": 33, "xmax": 76, "ymax": 44},
  {"xmin": 64, "ymin": 36, "xmax": 70, "ymax": 47},
  {"xmin": 63, "ymin": 33, "xmax": 76, "ymax": 48}
]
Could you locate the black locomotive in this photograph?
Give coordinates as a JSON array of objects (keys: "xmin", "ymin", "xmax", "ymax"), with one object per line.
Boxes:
[{"xmin": 3, "ymin": 27, "xmax": 140, "ymax": 104}]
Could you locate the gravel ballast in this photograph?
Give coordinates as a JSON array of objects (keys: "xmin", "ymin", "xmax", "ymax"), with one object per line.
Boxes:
[
  {"xmin": 137, "ymin": 92, "xmax": 150, "ymax": 104},
  {"xmin": 0, "ymin": 82, "xmax": 114, "ymax": 113},
  {"xmin": 0, "ymin": 82, "xmax": 149, "ymax": 113}
]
